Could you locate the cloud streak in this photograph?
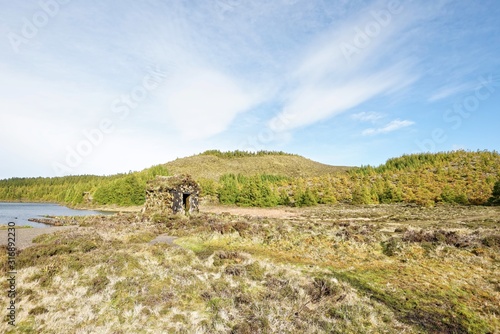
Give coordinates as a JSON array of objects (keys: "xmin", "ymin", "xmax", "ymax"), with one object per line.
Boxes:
[
  {"xmin": 156, "ymin": 68, "xmax": 262, "ymax": 140},
  {"xmin": 351, "ymin": 111, "xmax": 385, "ymax": 122},
  {"xmin": 1, "ymin": 0, "xmax": 499, "ymax": 177},
  {"xmin": 362, "ymin": 119, "xmax": 414, "ymax": 136},
  {"xmin": 267, "ymin": 0, "xmax": 426, "ymax": 133},
  {"xmin": 428, "ymin": 82, "xmax": 475, "ymax": 102}
]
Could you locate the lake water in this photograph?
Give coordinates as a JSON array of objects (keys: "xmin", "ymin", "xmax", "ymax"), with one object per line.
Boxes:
[{"xmin": 0, "ymin": 202, "xmax": 109, "ymax": 228}]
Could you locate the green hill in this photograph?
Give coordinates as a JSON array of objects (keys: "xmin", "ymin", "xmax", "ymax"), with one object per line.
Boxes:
[
  {"xmin": 338, "ymin": 150, "xmax": 500, "ymax": 206},
  {"xmin": 0, "ymin": 150, "xmax": 499, "ymax": 208},
  {"xmin": 163, "ymin": 150, "xmax": 500, "ymax": 207},
  {"xmin": 0, "ymin": 150, "xmax": 349, "ymax": 207},
  {"xmin": 163, "ymin": 150, "xmax": 350, "ymax": 180}
]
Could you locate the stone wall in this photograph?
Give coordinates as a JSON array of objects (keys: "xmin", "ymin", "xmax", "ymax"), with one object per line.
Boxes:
[{"xmin": 143, "ymin": 174, "xmax": 200, "ymax": 215}]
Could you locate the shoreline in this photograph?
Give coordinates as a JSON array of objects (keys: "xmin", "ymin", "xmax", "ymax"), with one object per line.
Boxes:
[
  {"xmin": 0, "ymin": 202, "xmax": 126, "ymax": 229},
  {"xmin": 0, "ymin": 200, "xmax": 141, "ymax": 213},
  {"xmin": 0, "ymin": 225, "xmax": 78, "ymax": 249},
  {"xmin": 73, "ymin": 204, "xmax": 142, "ymax": 213}
]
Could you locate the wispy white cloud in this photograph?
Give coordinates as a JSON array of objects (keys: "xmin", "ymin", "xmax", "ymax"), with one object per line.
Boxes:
[
  {"xmin": 362, "ymin": 119, "xmax": 414, "ymax": 136},
  {"xmin": 351, "ymin": 111, "xmax": 385, "ymax": 122},
  {"xmin": 269, "ymin": 60, "xmax": 417, "ymax": 131},
  {"xmin": 155, "ymin": 67, "xmax": 262, "ymax": 140},
  {"xmin": 267, "ymin": 0, "xmax": 427, "ymax": 133},
  {"xmin": 0, "ymin": 0, "xmax": 498, "ymax": 178},
  {"xmin": 428, "ymin": 82, "xmax": 474, "ymax": 102}
]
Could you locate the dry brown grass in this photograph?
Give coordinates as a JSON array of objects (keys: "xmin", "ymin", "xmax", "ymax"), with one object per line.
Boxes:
[{"xmin": 1, "ymin": 204, "xmax": 499, "ymax": 333}]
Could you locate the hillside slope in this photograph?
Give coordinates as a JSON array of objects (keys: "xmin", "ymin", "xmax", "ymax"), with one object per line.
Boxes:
[
  {"xmin": 0, "ymin": 151, "xmax": 348, "ymax": 206},
  {"xmin": 1, "ymin": 150, "xmax": 498, "ymax": 207},
  {"xmin": 336, "ymin": 150, "xmax": 500, "ymax": 205},
  {"xmin": 198, "ymin": 150, "xmax": 500, "ymax": 207},
  {"xmin": 162, "ymin": 153, "xmax": 350, "ymax": 180}
]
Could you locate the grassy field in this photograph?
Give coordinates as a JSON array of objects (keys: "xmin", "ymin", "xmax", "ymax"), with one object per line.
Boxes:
[{"xmin": 1, "ymin": 204, "xmax": 499, "ymax": 333}]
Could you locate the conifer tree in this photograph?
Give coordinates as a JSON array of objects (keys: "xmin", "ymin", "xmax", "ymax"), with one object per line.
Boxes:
[{"xmin": 488, "ymin": 180, "xmax": 500, "ymax": 205}]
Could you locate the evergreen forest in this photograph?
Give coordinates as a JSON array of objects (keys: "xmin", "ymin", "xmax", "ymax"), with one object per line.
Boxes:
[{"xmin": 0, "ymin": 150, "xmax": 499, "ymax": 208}]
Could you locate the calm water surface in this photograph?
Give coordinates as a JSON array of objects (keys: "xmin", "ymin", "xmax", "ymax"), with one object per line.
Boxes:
[{"xmin": 0, "ymin": 202, "xmax": 109, "ymax": 228}]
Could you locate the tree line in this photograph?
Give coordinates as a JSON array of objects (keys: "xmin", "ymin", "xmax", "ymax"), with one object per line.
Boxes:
[
  {"xmin": 0, "ymin": 165, "xmax": 168, "ymax": 207},
  {"xmin": 200, "ymin": 150, "xmax": 297, "ymax": 159},
  {"xmin": 213, "ymin": 150, "xmax": 500, "ymax": 207},
  {"xmin": 0, "ymin": 150, "xmax": 499, "ymax": 207}
]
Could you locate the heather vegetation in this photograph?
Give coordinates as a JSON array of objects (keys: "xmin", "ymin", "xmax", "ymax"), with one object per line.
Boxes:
[{"xmin": 1, "ymin": 204, "xmax": 499, "ymax": 333}]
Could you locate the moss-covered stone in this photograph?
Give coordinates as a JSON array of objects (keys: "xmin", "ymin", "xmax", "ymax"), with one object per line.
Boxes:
[{"xmin": 143, "ymin": 174, "xmax": 200, "ymax": 215}]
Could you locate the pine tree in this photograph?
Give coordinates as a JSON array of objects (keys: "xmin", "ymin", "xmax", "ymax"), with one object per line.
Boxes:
[
  {"xmin": 218, "ymin": 174, "xmax": 239, "ymax": 204},
  {"xmin": 352, "ymin": 186, "xmax": 373, "ymax": 204},
  {"xmin": 278, "ymin": 189, "xmax": 291, "ymax": 206},
  {"xmin": 295, "ymin": 188, "xmax": 317, "ymax": 207},
  {"xmin": 258, "ymin": 180, "xmax": 279, "ymax": 207},
  {"xmin": 237, "ymin": 177, "xmax": 260, "ymax": 206},
  {"xmin": 488, "ymin": 180, "xmax": 500, "ymax": 205}
]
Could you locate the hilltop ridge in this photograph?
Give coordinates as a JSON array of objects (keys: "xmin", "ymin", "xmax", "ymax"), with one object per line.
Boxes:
[
  {"xmin": 0, "ymin": 149, "xmax": 498, "ymax": 208},
  {"xmin": 162, "ymin": 150, "xmax": 351, "ymax": 180}
]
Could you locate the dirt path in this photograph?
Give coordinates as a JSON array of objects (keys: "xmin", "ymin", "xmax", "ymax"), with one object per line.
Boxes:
[
  {"xmin": 149, "ymin": 234, "xmax": 179, "ymax": 247},
  {"xmin": 201, "ymin": 205, "xmax": 300, "ymax": 219},
  {"xmin": 0, "ymin": 226, "xmax": 77, "ymax": 250}
]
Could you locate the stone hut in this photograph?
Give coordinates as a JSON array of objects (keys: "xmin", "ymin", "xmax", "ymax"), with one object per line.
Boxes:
[{"xmin": 143, "ymin": 174, "xmax": 200, "ymax": 215}]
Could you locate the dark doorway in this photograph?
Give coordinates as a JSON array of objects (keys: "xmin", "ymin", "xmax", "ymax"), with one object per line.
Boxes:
[{"xmin": 182, "ymin": 193, "xmax": 191, "ymax": 212}]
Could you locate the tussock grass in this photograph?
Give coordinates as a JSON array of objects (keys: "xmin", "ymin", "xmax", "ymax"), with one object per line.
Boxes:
[{"xmin": 1, "ymin": 204, "xmax": 499, "ymax": 333}]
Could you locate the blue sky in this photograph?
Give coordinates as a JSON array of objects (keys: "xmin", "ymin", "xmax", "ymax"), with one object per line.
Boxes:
[{"xmin": 1, "ymin": 0, "xmax": 499, "ymax": 178}]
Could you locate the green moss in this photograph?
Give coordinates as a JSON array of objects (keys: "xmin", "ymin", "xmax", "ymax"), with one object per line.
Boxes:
[
  {"xmin": 32, "ymin": 232, "xmax": 63, "ymax": 244},
  {"xmin": 16, "ymin": 235, "xmax": 100, "ymax": 269},
  {"xmin": 136, "ymin": 279, "xmax": 176, "ymax": 308},
  {"xmin": 380, "ymin": 238, "xmax": 402, "ymax": 256},
  {"xmin": 115, "ymin": 253, "xmax": 142, "ymax": 275},
  {"xmin": 111, "ymin": 278, "xmax": 141, "ymax": 311},
  {"xmin": 333, "ymin": 269, "xmax": 492, "ymax": 333},
  {"xmin": 245, "ymin": 262, "xmax": 265, "ymax": 281},
  {"xmin": 126, "ymin": 231, "xmax": 157, "ymax": 243},
  {"xmin": 12, "ymin": 317, "xmax": 37, "ymax": 333},
  {"xmin": 176, "ymin": 237, "xmax": 216, "ymax": 260},
  {"xmin": 207, "ymin": 297, "xmax": 233, "ymax": 312}
]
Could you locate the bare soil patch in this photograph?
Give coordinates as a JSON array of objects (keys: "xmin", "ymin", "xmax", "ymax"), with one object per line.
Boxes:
[
  {"xmin": 0, "ymin": 226, "xmax": 77, "ymax": 249},
  {"xmin": 149, "ymin": 234, "xmax": 179, "ymax": 246}
]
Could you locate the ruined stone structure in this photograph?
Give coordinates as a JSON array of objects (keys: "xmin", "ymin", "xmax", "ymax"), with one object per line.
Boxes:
[
  {"xmin": 143, "ymin": 174, "xmax": 200, "ymax": 215},
  {"xmin": 83, "ymin": 192, "xmax": 93, "ymax": 204}
]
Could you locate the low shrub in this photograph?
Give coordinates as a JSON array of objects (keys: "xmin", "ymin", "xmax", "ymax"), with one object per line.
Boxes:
[{"xmin": 381, "ymin": 238, "xmax": 402, "ymax": 256}]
